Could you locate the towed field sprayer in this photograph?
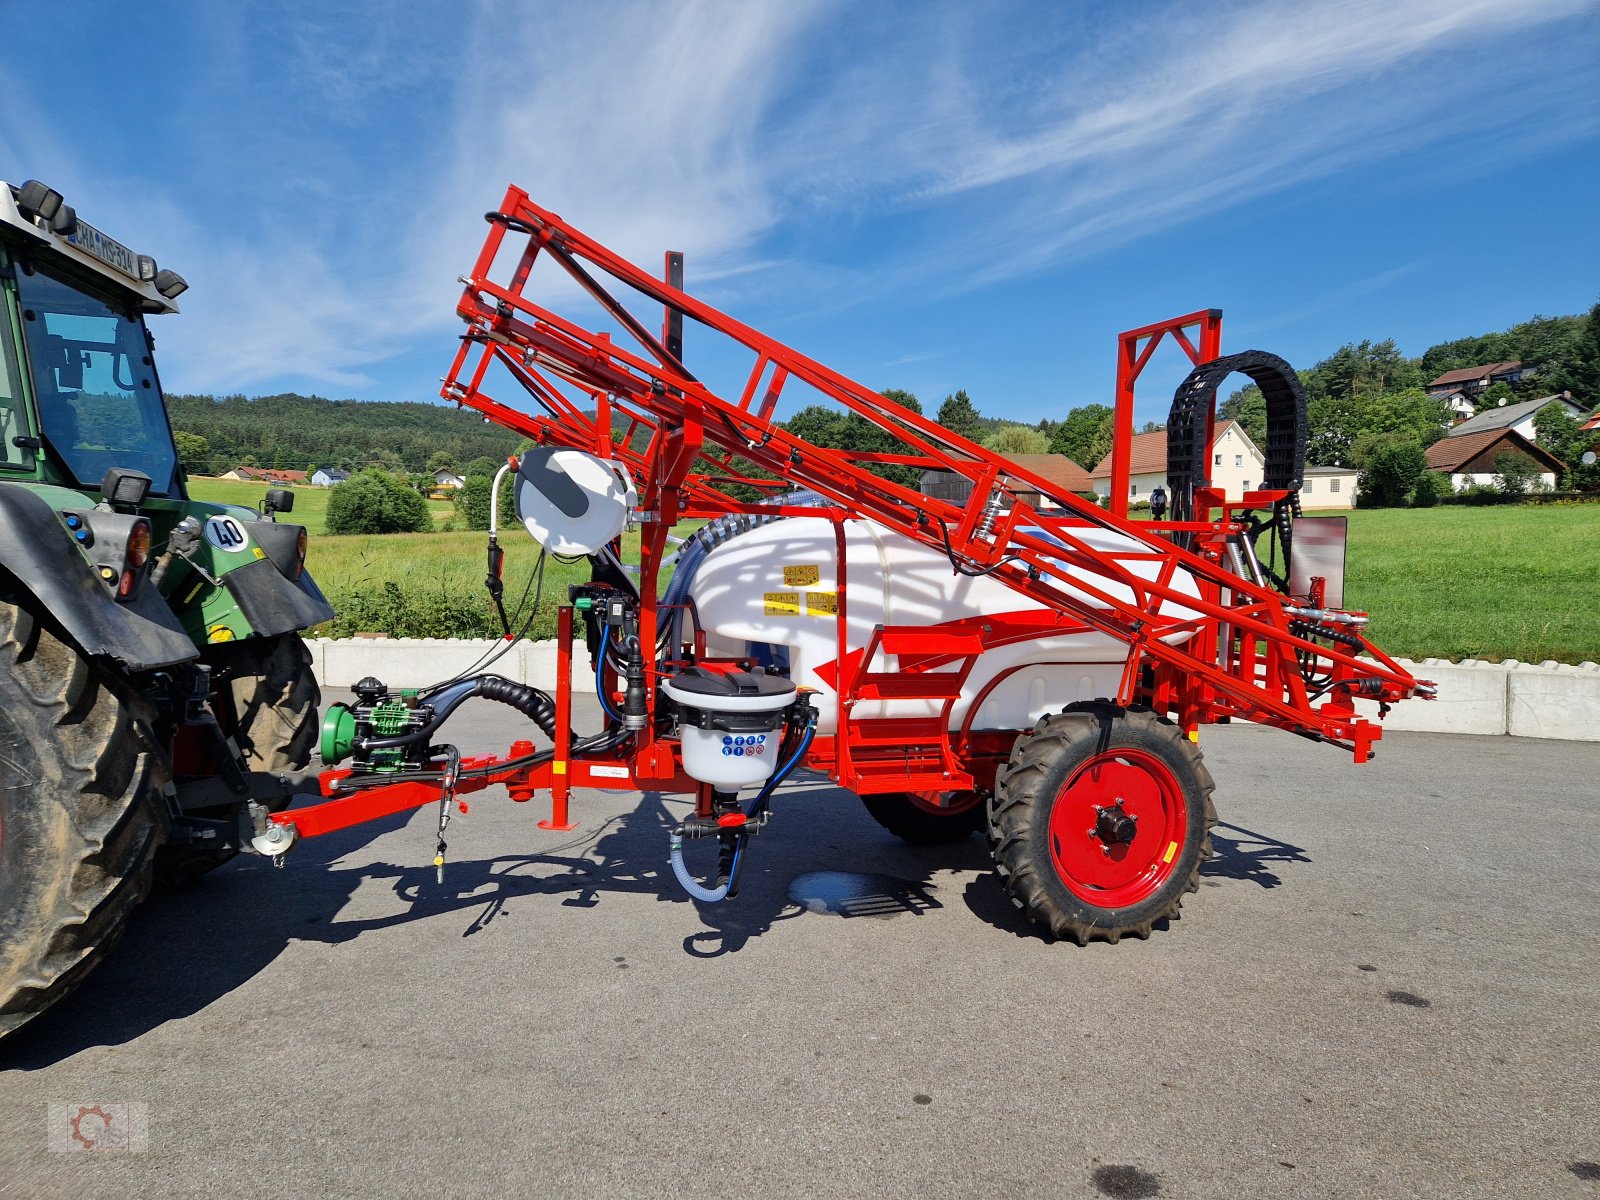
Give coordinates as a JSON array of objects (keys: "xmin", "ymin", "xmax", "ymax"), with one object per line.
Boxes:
[
  {"xmin": 0, "ymin": 182, "xmax": 1433, "ymax": 1038},
  {"xmin": 287, "ymin": 186, "xmax": 1433, "ymax": 936}
]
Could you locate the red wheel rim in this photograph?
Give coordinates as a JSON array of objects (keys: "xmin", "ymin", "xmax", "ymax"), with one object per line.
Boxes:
[
  {"xmin": 903, "ymin": 790, "xmax": 981, "ymax": 817},
  {"xmin": 1046, "ymin": 749, "xmax": 1187, "ymax": 908}
]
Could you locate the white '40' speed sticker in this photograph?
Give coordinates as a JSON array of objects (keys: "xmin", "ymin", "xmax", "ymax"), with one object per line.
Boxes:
[{"xmin": 204, "ymin": 515, "xmax": 251, "ymax": 552}]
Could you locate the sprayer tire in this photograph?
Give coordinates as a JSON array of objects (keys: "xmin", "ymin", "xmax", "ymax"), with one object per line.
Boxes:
[
  {"xmin": 154, "ymin": 634, "xmax": 319, "ymax": 887},
  {"xmin": 860, "ymin": 790, "xmax": 985, "ymax": 845},
  {"xmin": 990, "ymin": 704, "xmax": 1215, "ymax": 944},
  {"xmin": 0, "ymin": 599, "xmax": 169, "ymax": 1040}
]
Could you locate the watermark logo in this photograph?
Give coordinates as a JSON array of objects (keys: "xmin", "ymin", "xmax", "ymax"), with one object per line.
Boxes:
[{"xmin": 48, "ymin": 1102, "xmax": 150, "ymax": 1153}]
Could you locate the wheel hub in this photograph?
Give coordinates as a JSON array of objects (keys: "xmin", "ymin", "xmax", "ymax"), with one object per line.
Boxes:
[
  {"xmin": 1046, "ymin": 749, "xmax": 1189, "ymax": 907},
  {"xmin": 1093, "ymin": 802, "xmax": 1138, "ymax": 848}
]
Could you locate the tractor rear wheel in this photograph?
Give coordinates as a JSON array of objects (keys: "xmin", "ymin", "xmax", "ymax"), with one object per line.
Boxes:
[
  {"xmin": 0, "ymin": 600, "xmax": 169, "ymax": 1039},
  {"xmin": 155, "ymin": 634, "xmax": 319, "ymax": 886},
  {"xmin": 990, "ymin": 704, "xmax": 1215, "ymax": 944},
  {"xmin": 860, "ymin": 789, "xmax": 985, "ymax": 844}
]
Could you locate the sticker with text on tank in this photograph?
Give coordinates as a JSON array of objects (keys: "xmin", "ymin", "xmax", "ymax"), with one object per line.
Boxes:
[{"xmin": 204, "ymin": 515, "xmax": 251, "ymax": 553}]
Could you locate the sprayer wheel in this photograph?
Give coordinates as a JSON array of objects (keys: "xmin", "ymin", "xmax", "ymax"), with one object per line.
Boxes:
[
  {"xmin": 860, "ymin": 789, "xmax": 985, "ymax": 845},
  {"xmin": 990, "ymin": 704, "xmax": 1215, "ymax": 944}
]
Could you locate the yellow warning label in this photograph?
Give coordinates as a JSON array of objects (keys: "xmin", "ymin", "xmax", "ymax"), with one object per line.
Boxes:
[
  {"xmin": 252, "ymin": 546, "xmax": 268, "ymax": 560},
  {"xmin": 1162, "ymin": 840, "xmax": 1178, "ymax": 864},
  {"xmin": 1187, "ymin": 729, "xmax": 1200, "ymax": 743},
  {"xmin": 783, "ymin": 564, "xmax": 821, "ymax": 587},
  {"xmin": 553, "ymin": 761, "xmax": 568, "ymax": 776},
  {"xmin": 206, "ymin": 623, "xmax": 236, "ymax": 643},
  {"xmin": 806, "ymin": 591, "xmax": 838, "ymax": 617},
  {"xmin": 764, "ymin": 592, "xmax": 802, "ymax": 616}
]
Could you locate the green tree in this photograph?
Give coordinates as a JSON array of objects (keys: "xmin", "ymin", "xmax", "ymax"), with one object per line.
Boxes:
[
  {"xmin": 1303, "ymin": 339, "xmax": 1421, "ymax": 404},
  {"xmin": 1048, "ymin": 403, "xmax": 1114, "ymax": 469},
  {"xmin": 783, "ymin": 394, "xmax": 923, "ymax": 489},
  {"xmin": 1356, "ymin": 440, "xmax": 1427, "ymax": 508},
  {"xmin": 173, "ymin": 431, "xmax": 210, "ymax": 474},
  {"xmin": 1492, "ymin": 452, "xmax": 1541, "ymax": 498},
  {"xmin": 935, "ymin": 390, "xmax": 982, "ymax": 441},
  {"xmin": 1219, "ymin": 385, "xmax": 1267, "ymax": 447},
  {"xmin": 1410, "ymin": 471, "xmax": 1448, "ymax": 508},
  {"xmin": 1569, "ymin": 300, "xmax": 1600, "ymax": 404},
  {"xmin": 326, "ymin": 470, "xmax": 434, "ymax": 534},
  {"xmin": 1478, "ymin": 381, "xmax": 1517, "ymax": 410},
  {"xmin": 466, "ymin": 455, "xmax": 505, "ymax": 479},
  {"xmin": 454, "ymin": 475, "xmax": 494, "ymax": 530},
  {"xmin": 981, "ymin": 425, "xmax": 1050, "ymax": 455},
  {"xmin": 878, "ymin": 388, "xmax": 923, "ymax": 416},
  {"xmin": 427, "ymin": 450, "xmax": 459, "ymax": 474}
]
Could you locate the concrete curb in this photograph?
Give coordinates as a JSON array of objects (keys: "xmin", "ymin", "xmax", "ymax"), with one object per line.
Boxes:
[{"xmin": 308, "ymin": 639, "xmax": 1600, "ymax": 742}]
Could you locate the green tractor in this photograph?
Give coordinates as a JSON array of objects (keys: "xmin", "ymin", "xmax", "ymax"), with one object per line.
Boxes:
[{"xmin": 0, "ymin": 180, "xmax": 332, "ymax": 1038}]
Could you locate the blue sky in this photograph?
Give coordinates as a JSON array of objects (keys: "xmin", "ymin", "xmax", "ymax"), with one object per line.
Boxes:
[{"xmin": 3, "ymin": 0, "xmax": 1597, "ymax": 429}]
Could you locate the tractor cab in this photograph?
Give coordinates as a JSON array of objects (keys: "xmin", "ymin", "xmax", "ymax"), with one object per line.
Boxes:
[{"xmin": 0, "ymin": 179, "xmax": 189, "ymax": 501}]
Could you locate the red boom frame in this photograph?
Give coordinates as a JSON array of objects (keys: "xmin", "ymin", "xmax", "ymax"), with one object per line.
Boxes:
[{"xmin": 270, "ymin": 186, "xmax": 1430, "ymax": 843}]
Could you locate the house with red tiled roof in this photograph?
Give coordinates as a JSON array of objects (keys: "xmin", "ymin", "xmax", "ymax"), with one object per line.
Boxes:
[
  {"xmin": 920, "ymin": 452, "xmax": 1091, "ymax": 510},
  {"xmin": 221, "ymin": 466, "xmax": 308, "ymax": 485},
  {"xmin": 1424, "ymin": 428, "xmax": 1563, "ymax": 491},
  {"xmin": 1087, "ymin": 420, "xmax": 1264, "ymax": 504},
  {"xmin": 1425, "ymin": 362, "xmax": 1529, "ymax": 399}
]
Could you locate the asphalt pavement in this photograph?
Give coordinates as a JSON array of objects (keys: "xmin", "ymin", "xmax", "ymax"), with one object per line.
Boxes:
[{"xmin": 2, "ymin": 693, "xmax": 1597, "ymax": 1200}]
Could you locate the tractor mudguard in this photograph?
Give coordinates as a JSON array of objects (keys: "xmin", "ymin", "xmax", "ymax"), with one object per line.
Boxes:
[
  {"xmin": 0, "ymin": 483, "xmax": 198, "ymax": 670},
  {"xmin": 218, "ymin": 556, "xmax": 334, "ymax": 639}
]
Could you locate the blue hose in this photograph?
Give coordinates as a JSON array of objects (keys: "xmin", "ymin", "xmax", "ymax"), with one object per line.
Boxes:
[
  {"xmin": 595, "ymin": 624, "xmax": 621, "ymax": 721},
  {"xmin": 668, "ymin": 717, "xmax": 815, "ymax": 904}
]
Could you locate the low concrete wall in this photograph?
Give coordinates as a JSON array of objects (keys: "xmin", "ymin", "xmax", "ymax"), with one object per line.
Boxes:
[
  {"xmin": 308, "ymin": 640, "xmax": 1600, "ymax": 742},
  {"xmin": 310, "ymin": 637, "xmax": 591, "ymax": 692}
]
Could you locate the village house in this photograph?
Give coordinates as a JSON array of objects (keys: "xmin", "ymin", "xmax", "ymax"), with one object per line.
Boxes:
[
  {"xmin": 1424, "ymin": 428, "xmax": 1563, "ymax": 492},
  {"xmin": 220, "ymin": 466, "xmax": 307, "ymax": 486},
  {"xmin": 920, "ymin": 453, "xmax": 1091, "ymax": 510},
  {"xmin": 1088, "ymin": 421, "xmax": 1264, "ymax": 503},
  {"xmin": 1445, "ymin": 392, "xmax": 1587, "ymax": 442},
  {"xmin": 1425, "ymin": 361, "xmax": 1529, "ymax": 399},
  {"xmin": 1299, "ymin": 464, "xmax": 1359, "ymax": 510},
  {"xmin": 310, "ymin": 467, "xmax": 351, "ymax": 487}
]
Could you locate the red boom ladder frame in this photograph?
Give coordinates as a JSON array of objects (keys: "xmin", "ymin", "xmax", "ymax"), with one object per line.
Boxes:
[{"xmin": 270, "ymin": 185, "xmax": 1428, "ymax": 843}]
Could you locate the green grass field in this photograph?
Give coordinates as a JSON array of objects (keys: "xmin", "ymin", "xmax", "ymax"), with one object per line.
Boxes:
[
  {"xmin": 187, "ymin": 477, "xmax": 459, "ymax": 534},
  {"xmin": 1331, "ymin": 506, "xmax": 1597, "ymax": 665},
  {"xmin": 296, "ymin": 504, "xmax": 1598, "ymax": 663}
]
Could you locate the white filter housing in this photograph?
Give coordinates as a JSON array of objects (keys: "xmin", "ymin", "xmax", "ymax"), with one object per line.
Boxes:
[{"xmin": 686, "ymin": 517, "xmax": 1202, "ymax": 735}]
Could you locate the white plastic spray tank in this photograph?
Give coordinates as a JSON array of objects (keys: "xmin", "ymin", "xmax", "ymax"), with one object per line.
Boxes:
[{"xmin": 684, "ymin": 517, "xmax": 1204, "ymax": 735}]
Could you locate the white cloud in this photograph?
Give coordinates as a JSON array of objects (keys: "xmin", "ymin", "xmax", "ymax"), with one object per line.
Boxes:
[{"xmin": 4, "ymin": 0, "xmax": 1594, "ymax": 396}]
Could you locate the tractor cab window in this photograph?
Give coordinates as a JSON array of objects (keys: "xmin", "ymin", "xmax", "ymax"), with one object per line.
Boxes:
[{"xmin": 14, "ymin": 262, "xmax": 178, "ymax": 497}]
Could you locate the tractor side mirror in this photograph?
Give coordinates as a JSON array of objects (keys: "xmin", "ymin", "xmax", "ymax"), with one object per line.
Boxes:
[{"xmin": 263, "ymin": 488, "xmax": 294, "ymax": 519}]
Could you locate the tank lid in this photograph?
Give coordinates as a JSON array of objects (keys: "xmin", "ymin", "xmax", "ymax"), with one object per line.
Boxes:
[{"xmin": 665, "ymin": 666, "xmax": 794, "ymax": 700}]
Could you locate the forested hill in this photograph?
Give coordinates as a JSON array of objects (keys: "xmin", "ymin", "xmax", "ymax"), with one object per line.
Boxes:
[{"xmin": 167, "ymin": 393, "xmax": 523, "ymax": 474}]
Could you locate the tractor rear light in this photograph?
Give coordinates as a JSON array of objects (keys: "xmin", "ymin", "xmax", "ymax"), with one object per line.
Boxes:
[
  {"xmin": 118, "ymin": 520, "xmax": 152, "ymax": 599},
  {"xmin": 124, "ymin": 520, "xmax": 151, "ymax": 569},
  {"xmin": 294, "ymin": 525, "xmax": 308, "ymax": 579}
]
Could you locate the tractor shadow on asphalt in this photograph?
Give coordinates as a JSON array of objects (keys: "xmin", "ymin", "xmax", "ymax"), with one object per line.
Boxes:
[{"xmin": 2, "ymin": 777, "xmax": 988, "ymax": 1066}]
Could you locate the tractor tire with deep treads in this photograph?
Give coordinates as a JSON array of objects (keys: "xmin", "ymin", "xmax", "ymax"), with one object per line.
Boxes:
[
  {"xmin": 0, "ymin": 600, "xmax": 169, "ymax": 1040},
  {"xmin": 990, "ymin": 704, "xmax": 1215, "ymax": 944},
  {"xmin": 155, "ymin": 634, "xmax": 320, "ymax": 886},
  {"xmin": 860, "ymin": 790, "xmax": 985, "ymax": 844}
]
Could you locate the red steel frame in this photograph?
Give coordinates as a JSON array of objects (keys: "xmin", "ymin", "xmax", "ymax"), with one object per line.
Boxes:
[{"xmin": 268, "ymin": 186, "xmax": 1430, "ymax": 843}]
